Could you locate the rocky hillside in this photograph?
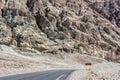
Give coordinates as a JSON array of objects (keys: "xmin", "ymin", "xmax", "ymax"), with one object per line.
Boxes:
[{"xmin": 0, "ymin": 0, "xmax": 120, "ymax": 62}]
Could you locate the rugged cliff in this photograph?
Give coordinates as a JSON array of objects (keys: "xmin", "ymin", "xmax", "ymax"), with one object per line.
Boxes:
[{"xmin": 0, "ymin": 0, "xmax": 120, "ymax": 62}]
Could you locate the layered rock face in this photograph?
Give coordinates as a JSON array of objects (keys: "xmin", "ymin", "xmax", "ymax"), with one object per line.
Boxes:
[
  {"xmin": 89, "ymin": 0, "xmax": 120, "ymax": 28},
  {"xmin": 0, "ymin": 0, "xmax": 120, "ymax": 62}
]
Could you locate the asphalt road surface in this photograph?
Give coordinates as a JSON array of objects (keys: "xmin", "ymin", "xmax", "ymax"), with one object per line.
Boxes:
[{"xmin": 0, "ymin": 70, "xmax": 74, "ymax": 80}]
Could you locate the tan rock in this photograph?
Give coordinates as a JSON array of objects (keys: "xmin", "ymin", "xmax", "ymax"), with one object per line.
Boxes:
[{"xmin": 0, "ymin": 0, "xmax": 119, "ymax": 62}]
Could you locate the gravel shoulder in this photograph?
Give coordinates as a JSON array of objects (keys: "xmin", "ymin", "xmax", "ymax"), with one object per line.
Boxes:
[{"xmin": 68, "ymin": 62, "xmax": 120, "ymax": 80}]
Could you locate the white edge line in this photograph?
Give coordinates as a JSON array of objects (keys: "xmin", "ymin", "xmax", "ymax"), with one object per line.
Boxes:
[{"xmin": 56, "ymin": 74, "xmax": 65, "ymax": 80}]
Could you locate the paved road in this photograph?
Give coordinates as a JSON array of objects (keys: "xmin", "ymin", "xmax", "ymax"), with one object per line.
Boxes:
[{"xmin": 0, "ymin": 70, "xmax": 74, "ymax": 80}]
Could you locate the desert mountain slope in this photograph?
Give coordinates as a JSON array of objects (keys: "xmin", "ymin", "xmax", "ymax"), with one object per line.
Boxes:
[{"xmin": 0, "ymin": 0, "xmax": 120, "ymax": 62}]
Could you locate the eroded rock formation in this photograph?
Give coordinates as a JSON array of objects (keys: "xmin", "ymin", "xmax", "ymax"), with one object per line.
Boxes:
[{"xmin": 0, "ymin": 0, "xmax": 120, "ymax": 62}]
